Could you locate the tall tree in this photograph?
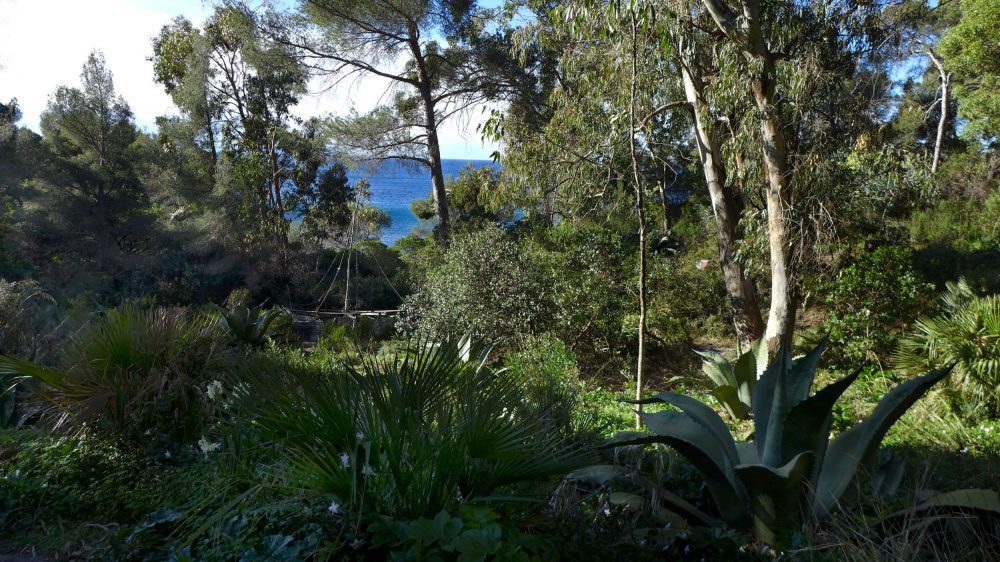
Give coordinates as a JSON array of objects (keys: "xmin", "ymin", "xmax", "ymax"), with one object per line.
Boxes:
[
  {"xmin": 33, "ymin": 52, "xmax": 147, "ymax": 269},
  {"xmin": 269, "ymin": 0, "xmax": 507, "ymax": 244},
  {"xmin": 152, "ymin": 6, "xmax": 309, "ymax": 252}
]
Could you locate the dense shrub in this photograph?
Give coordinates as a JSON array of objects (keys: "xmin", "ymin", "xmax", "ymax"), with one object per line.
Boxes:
[
  {"xmin": 503, "ymin": 333, "xmax": 583, "ymax": 432},
  {"xmin": 401, "ymin": 226, "xmax": 555, "ymax": 346},
  {"xmin": 0, "ymin": 305, "xmax": 229, "ymax": 447},
  {"xmin": 821, "ymin": 246, "xmax": 933, "ymax": 364}
]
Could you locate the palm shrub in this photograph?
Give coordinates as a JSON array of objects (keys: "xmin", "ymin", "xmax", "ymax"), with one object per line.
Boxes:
[
  {"xmin": 0, "ymin": 305, "xmax": 228, "ymax": 445},
  {"xmin": 232, "ymin": 338, "xmax": 595, "ymax": 519},
  {"xmin": 217, "ymin": 304, "xmax": 291, "ymax": 348},
  {"xmin": 608, "ymin": 341, "xmax": 950, "ymax": 544},
  {"xmin": 894, "ymin": 279, "xmax": 1000, "ymax": 418}
]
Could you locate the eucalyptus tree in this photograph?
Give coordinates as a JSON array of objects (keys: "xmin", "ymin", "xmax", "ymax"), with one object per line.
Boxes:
[
  {"xmin": 657, "ymin": 0, "xmax": 901, "ymax": 353},
  {"xmin": 939, "ymin": 0, "xmax": 1000, "ymax": 147},
  {"xmin": 151, "ymin": 6, "xmax": 309, "ymax": 251},
  {"xmin": 265, "ymin": 0, "xmax": 513, "ymax": 244}
]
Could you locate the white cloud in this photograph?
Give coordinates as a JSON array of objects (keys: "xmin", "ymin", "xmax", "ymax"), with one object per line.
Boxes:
[{"xmin": 0, "ymin": 0, "xmax": 498, "ymax": 160}]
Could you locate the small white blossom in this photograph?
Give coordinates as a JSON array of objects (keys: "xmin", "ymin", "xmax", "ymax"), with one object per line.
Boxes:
[
  {"xmin": 603, "ymin": 507, "xmax": 611, "ymax": 516},
  {"xmin": 206, "ymin": 380, "xmax": 224, "ymax": 401},
  {"xmin": 164, "ymin": 451, "xmax": 171, "ymax": 459},
  {"xmin": 362, "ymin": 464, "xmax": 375, "ymax": 476},
  {"xmin": 198, "ymin": 437, "xmax": 221, "ymax": 454},
  {"xmin": 328, "ymin": 501, "xmax": 340, "ymax": 515},
  {"xmin": 340, "ymin": 452, "xmax": 350, "ymax": 468}
]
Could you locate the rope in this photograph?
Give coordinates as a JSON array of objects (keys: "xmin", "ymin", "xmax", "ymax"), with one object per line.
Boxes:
[{"xmin": 315, "ymin": 249, "xmax": 347, "ymax": 315}]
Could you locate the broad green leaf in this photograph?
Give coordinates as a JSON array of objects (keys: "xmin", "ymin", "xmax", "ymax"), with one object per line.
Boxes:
[
  {"xmin": 814, "ymin": 365, "xmax": 951, "ymax": 519},
  {"xmin": 735, "ymin": 451, "xmax": 816, "ymax": 544}
]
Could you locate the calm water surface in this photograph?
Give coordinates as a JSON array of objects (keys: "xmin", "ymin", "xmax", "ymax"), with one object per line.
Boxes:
[{"xmin": 347, "ymin": 159, "xmax": 497, "ymax": 246}]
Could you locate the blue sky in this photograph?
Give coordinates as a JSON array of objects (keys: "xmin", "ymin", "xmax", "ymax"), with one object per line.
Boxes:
[{"xmin": 0, "ymin": 0, "xmax": 499, "ymax": 160}]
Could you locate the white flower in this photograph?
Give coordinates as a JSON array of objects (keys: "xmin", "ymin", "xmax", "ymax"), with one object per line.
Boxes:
[
  {"xmin": 198, "ymin": 437, "xmax": 221, "ymax": 454},
  {"xmin": 164, "ymin": 451, "xmax": 171, "ymax": 459},
  {"xmin": 603, "ymin": 507, "xmax": 611, "ymax": 516},
  {"xmin": 356, "ymin": 431, "xmax": 365, "ymax": 441},
  {"xmin": 340, "ymin": 452, "xmax": 350, "ymax": 468},
  {"xmin": 362, "ymin": 464, "xmax": 375, "ymax": 476},
  {"xmin": 206, "ymin": 380, "xmax": 224, "ymax": 401},
  {"xmin": 328, "ymin": 501, "xmax": 340, "ymax": 515}
]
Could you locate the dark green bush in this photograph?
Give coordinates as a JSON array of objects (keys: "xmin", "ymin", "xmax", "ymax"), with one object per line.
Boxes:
[
  {"xmin": 0, "ymin": 305, "xmax": 229, "ymax": 447},
  {"xmin": 822, "ymin": 246, "xmax": 933, "ymax": 364}
]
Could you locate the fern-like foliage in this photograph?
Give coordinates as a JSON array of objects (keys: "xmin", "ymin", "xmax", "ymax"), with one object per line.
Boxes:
[
  {"xmin": 0, "ymin": 305, "xmax": 228, "ymax": 443},
  {"xmin": 894, "ymin": 279, "xmax": 1000, "ymax": 417},
  {"xmin": 232, "ymin": 338, "xmax": 595, "ymax": 518}
]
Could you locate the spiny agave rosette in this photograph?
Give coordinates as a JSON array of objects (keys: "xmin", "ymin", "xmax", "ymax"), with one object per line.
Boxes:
[{"xmin": 610, "ymin": 341, "xmax": 951, "ymax": 544}]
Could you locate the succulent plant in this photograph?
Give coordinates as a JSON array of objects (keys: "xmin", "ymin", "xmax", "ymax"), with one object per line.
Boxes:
[
  {"xmin": 694, "ymin": 338, "xmax": 768, "ymax": 420},
  {"xmin": 610, "ymin": 340, "xmax": 951, "ymax": 544}
]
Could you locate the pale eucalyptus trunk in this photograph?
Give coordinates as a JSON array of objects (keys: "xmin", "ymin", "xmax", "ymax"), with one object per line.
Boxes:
[
  {"xmin": 926, "ymin": 50, "xmax": 950, "ymax": 174},
  {"xmin": 700, "ymin": 0, "xmax": 796, "ymax": 355},
  {"xmin": 681, "ymin": 64, "xmax": 766, "ymax": 349}
]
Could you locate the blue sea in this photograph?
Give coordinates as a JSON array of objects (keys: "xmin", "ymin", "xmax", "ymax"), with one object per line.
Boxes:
[{"xmin": 347, "ymin": 159, "xmax": 498, "ymax": 245}]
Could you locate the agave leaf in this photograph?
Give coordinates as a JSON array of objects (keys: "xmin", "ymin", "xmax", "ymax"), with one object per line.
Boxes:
[
  {"xmin": 814, "ymin": 365, "xmax": 952, "ymax": 519},
  {"xmin": 755, "ymin": 342, "xmax": 827, "ymax": 466},
  {"xmin": 750, "ymin": 338, "xmax": 769, "ymax": 379},
  {"xmin": 871, "ymin": 448, "xmax": 906, "ymax": 500},
  {"xmin": 635, "ymin": 392, "xmax": 740, "ymax": 467},
  {"xmin": 755, "ymin": 347, "xmax": 794, "ymax": 466},
  {"xmin": 566, "ymin": 465, "xmax": 633, "ymax": 485},
  {"xmin": 735, "ymin": 451, "xmax": 816, "ymax": 544},
  {"xmin": 912, "ymin": 489, "xmax": 1000, "ymax": 514},
  {"xmin": 734, "ymin": 441, "xmax": 758, "ymax": 465},
  {"xmin": 732, "ymin": 343, "xmax": 763, "ymax": 400},
  {"xmin": 696, "ymin": 349, "xmax": 736, "ymax": 387},
  {"xmin": 788, "ymin": 338, "xmax": 827, "ymax": 404},
  {"xmin": 617, "ymin": 410, "xmax": 748, "ymax": 528},
  {"xmin": 710, "ymin": 385, "xmax": 750, "ymax": 420},
  {"xmin": 781, "ymin": 368, "xmax": 861, "ymax": 468}
]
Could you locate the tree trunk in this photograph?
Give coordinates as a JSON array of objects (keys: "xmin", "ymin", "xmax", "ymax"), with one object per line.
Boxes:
[
  {"xmin": 927, "ymin": 50, "xmax": 950, "ymax": 174},
  {"xmin": 681, "ymin": 64, "xmax": 766, "ymax": 349},
  {"xmin": 629, "ymin": 11, "xmax": 647, "ymax": 429},
  {"xmin": 409, "ymin": 24, "xmax": 450, "ymax": 245},
  {"xmin": 752, "ymin": 54, "xmax": 795, "ymax": 355}
]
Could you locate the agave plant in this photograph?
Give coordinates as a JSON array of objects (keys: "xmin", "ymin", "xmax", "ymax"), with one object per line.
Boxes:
[
  {"xmin": 0, "ymin": 305, "xmax": 227, "ymax": 444},
  {"xmin": 233, "ymin": 338, "xmax": 595, "ymax": 519},
  {"xmin": 609, "ymin": 341, "xmax": 950, "ymax": 544},
  {"xmin": 217, "ymin": 305, "xmax": 290, "ymax": 348},
  {"xmin": 893, "ymin": 279, "xmax": 1000, "ymax": 417},
  {"xmin": 694, "ymin": 339, "xmax": 768, "ymax": 420}
]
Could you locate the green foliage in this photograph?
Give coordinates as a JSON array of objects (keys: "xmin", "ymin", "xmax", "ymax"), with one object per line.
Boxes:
[
  {"xmin": 368, "ymin": 505, "xmax": 539, "ymax": 561},
  {"xmin": 910, "ymin": 189, "xmax": 1000, "ymax": 252},
  {"xmin": 233, "ymin": 338, "xmax": 594, "ymax": 520},
  {"xmin": 503, "ymin": 334, "xmax": 583, "ymax": 433},
  {"xmin": 401, "ymin": 226, "xmax": 555, "ymax": 346},
  {"xmin": 610, "ymin": 341, "xmax": 950, "ymax": 545},
  {"xmin": 940, "ymin": 0, "xmax": 1000, "ymax": 144},
  {"xmin": 216, "ymin": 304, "xmax": 290, "ymax": 349},
  {"xmin": 822, "ymin": 246, "xmax": 934, "ymax": 364},
  {"xmin": 894, "ymin": 279, "xmax": 1000, "ymax": 418},
  {"xmin": 693, "ymin": 338, "xmax": 768, "ymax": 420},
  {"xmin": 0, "ymin": 305, "xmax": 228, "ymax": 446}
]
